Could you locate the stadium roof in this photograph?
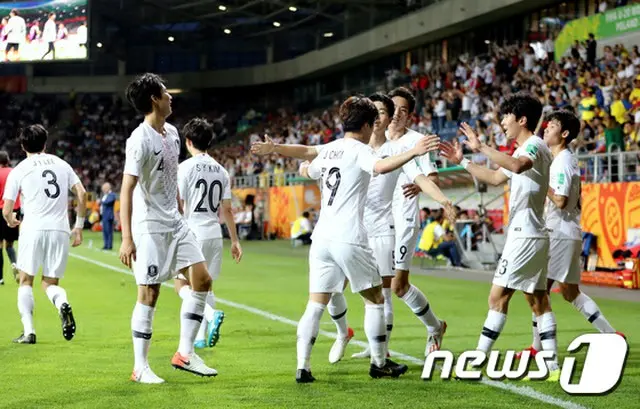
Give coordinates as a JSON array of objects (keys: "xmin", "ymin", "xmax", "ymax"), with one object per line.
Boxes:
[{"xmin": 92, "ymin": 0, "xmax": 424, "ymax": 55}]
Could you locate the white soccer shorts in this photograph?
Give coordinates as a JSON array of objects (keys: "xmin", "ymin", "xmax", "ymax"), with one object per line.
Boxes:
[
  {"xmin": 199, "ymin": 238, "xmax": 223, "ymax": 281},
  {"xmin": 18, "ymin": 230, "xmax": 70, "ymax": 279},
  {"xmin": 369, "ymin": 235, "xmax": 395, "ymax": 277},
  {"xmin": 308, "ymin": 239, "xmax": 382, "ymax": 294},
  {"xmin": 547, "ymin": 238, "xmax": 582, "ymax": 285},
  {"xmin": 393, "ymin": 222, "xmax": 420, "ymax": 271},
  {"xmin": 133, "ymin": 223, "xmax": 205, "ymax": 286},
  {"xmin": 492, "ymin": 237, "xmax": 549, "ymax": 294}
]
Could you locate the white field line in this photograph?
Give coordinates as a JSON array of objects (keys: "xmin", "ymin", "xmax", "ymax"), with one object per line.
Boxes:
[{"xmin": 69, "ymin": 252, "xmax": 589, "ymax": 409}]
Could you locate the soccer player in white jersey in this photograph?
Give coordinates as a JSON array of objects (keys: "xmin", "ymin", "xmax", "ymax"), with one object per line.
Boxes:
[
  {"xmin": 2, "ymin": 124, "xmax": 86, "ymax": 345},
  {"xmin": 381, "ymin": 87, "xmax": 449, "ymax": 358},
  {"xmin": 328, "ymin": 92, "xmax": 456, "ymax": 363},
  {"xmin": 440, "ymin": 92, "xmax": 560, "ymax": 381},
  {"xmin": 515, "ymin": 109, "xmax": 622, "ymax": 358},
  {"xmin": 251, "ymin": 96, "xmax": 440, "ymax": 382},
  {"xmin": 176, "ymin": 117, "xmax": 242, "ymax": 349},
  {"xmin": 120, "ymin": 73, "xmax": 217, "ymax": 384}
]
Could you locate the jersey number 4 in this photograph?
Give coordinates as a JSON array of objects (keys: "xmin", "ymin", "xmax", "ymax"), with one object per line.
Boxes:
[
  {"xmin": 42, "ymin": 170, "xmax": 60, "ymax": 199},
  {"xmin": 194, "ymin": 179, "xmax": 223, "ymax": 213}
]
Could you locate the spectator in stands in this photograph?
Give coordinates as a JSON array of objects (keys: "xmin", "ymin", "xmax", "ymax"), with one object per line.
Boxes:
[{"xmin": 290, "ymin": 211, "xmax": 312, "ymax": 246}]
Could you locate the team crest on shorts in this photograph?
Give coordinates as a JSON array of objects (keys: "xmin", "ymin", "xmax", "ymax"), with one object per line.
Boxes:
[{"xmin": 147, "ymin": 265, "xmax": 159, "ymax": 278}]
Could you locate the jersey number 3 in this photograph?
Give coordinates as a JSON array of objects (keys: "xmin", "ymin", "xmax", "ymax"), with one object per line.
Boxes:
[
  {"xmin": 194, "ymin": 179, "xmax": 223, "ymax": 213},
  {"xmin": 42, "ymin": 170, "xmax": 60, "ymax": 199}
]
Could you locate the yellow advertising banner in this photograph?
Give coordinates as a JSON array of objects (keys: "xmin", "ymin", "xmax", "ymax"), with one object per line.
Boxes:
[{"xmin": 268, "ymin": 184, "xmax": 321, "ymax": 238}]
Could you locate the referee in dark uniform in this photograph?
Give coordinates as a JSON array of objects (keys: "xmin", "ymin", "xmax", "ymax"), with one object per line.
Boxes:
[{"xmin": 0, "ymin": 151, "xmax": 20, "ymax": 284}]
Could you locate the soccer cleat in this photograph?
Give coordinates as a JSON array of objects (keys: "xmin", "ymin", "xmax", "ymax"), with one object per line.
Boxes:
[
  {"xmin": 194, "ymin": 340, "xmax": 207, "ymax": 349},
  {"xmin": 171, "ymin": 352, "xmax": 218, "ymax": 377},
  {"xmin": 369, "ymin": 358, "xmax": 408, "ymax": 379},
  {"xmin": 515, "ymin": 345, "xmax": 539, "ymax": 359},
  {"xmin": 207, "ymin": 310, "xmax": 225, "ymax": 348},
  {"xmin": 522, "ymin": 368, "xmax": 560, "ymax": 382},
  {"xmin": 329, "ymin": 327, "xmax": 354, "ymax": 364},
  {"xmin": 11, "ymin": 263, "xmax": 18, "ymax": 283},
  {"xmin": 296, "ymin": 369, "xmax": 316, "ymax": 383},
  {"xmin": 12, "ymin": 333, "xmax": 36, "ymax": 344},
  {"xmin": 616, "ymin": 331, "xmax": 627, "ymax": 340},
  {"xmin": 131, "ymin": 366, "xmax": 165, "ymax": 384},
  {"xmin": 425, "ymin": 320, "xmax": 447, "ymax": 357},
  {"xmin": 60, "ymin": 303, "xmax": 76, "ymax": 341}
]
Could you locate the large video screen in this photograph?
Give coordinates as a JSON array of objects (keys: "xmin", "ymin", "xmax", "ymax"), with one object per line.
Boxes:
[{"xmin": 0, "ymin": 0, "xmax": 88, "ymax": 63}]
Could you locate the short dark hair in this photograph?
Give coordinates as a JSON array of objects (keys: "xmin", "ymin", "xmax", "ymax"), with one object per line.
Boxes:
[
  {"xmin": 10, "ymin": 9, "xmax": 18, "ymax": 15},
  {"xmin": 19, "ymin": 124, "xmax": 48, "ymax": 153},
  {"xmin": 302, "ymin": 211, "xmax": 310, "ymax": 218},
  {"xmin": 0, "ymin": 151, "xmax": 9, "ymax": 166},
  {"xmin": 388, "ymin": 87, "xmax": 416, "ymax": 113},
  {"xmin": 368, "ymin": 92, "xmax": 395, "ymax": 118},
  {"xmin": 545, "ymin": 109, "xmax": 581, "ymax": 145},
  {"xmin": 182, "ymin": 117, "xmax": 215, "ymax": 151},
  {"xmin": 499, "ymin": 92, "xmax": 543, "ymax": 132},
  {"xmin": 125, "ymin": 73, "xmax": 165, "ymax": 115},
  {"xmin": 339, "ymin": 96, "xmax": 378, "ymax": 132}
]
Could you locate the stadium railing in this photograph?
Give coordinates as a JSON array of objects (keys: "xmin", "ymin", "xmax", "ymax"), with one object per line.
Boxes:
[{"xmin": 230, "ymin": 151, "xmax": 640, "ymax": 188}]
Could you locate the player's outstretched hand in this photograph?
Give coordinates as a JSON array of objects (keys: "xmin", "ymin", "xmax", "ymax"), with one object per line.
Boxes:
[
  {"xmin": 442, "ymin": 201, "xmax": 457, "ymax": 226},
  {"xmin": 460, "ymin": 122, "xmax": 482, "ymax": 152},
  {"xmin": 299, "ymin": 160, "xmax": 311, "ymax": 178},
  {"xmin": 231, "ymin": 241, "xmax": 243, "ymax": 263},
  {"xmin": 250, "ymin": 134, "xmax": 276, "ymax": 156},
  {"xmin": 71, "ymin": 228, "xmax": 83, "ymax": 247},
  {"xmin": 119, "ymin": 237, "xmax": 137, "ymax": 269},
  {"xmin": 413, "ymin": 134, "xmax": 440, "ymax": 156},
  {"xmin": 439, "ymin": 140, "xmax": 463, "ymax": 165},
  {"xmin": 402, "ymin": 183, "xmax": 421, "ymax": 199}
]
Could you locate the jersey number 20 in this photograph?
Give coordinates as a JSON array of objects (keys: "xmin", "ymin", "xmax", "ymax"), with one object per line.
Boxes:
[{"xmin": 194, "ymin": 179, "xmax": 223, "ymax": 213}]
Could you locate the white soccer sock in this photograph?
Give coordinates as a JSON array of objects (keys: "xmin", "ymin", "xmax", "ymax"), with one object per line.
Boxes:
[
  {"xmin": 571, "ymin": 293, "xmax": 615, "ymax": 333},
  {"xmin": 17, "ymin": 286, "xmax": 35, "ymax": 335},
  {"xmin": 45, "ymin": 285, "xmax": 68, "ymax": 312},
  {"xmin": 131, "ymin": 302, "xmax": 155, "ymax": 371},
  {"xmin": 327, "ymin": 292, "xmax": 349, "ymax": 338},
  {"xmin": 178, "ymin": 290, "xmax": 207, "ymax": 356},
  {"xmin": 296, "ymin": 301, "xmax": 325, "ymax": 370},
  {"xmin": 532, "ymin": 312, "xmax": 542, "ymax": 350},
  {"xmin": 364, "ymin": 303, "xmax": 387, "ymax": 368},
  {"xmin": 537, "ymin": 312, "xmax": 559, "ymax": 369},
  {"xmin": 477, "ymin": 310, "xmax": 507, "ymax": 352},
  {"xmin": 178, "ymin": 285, "xmax": 191, "ymax": 301},
  {"xmin": 382, "ymin": 288, "xmax": 394, "ymax": 346},
  {"xmin": 401, "ymin": 285, "xmax": 440, "ymax": 333},
  {"xmin": 196, "ymin": 291, "xmax": 217, "ymax": 342}
]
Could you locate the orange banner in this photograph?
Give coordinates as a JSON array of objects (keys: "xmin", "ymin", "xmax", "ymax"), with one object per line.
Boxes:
[
  {"xmin": 268, "ymin": 184, "xmax": 320, "ymax": 238},
  {"xmin": 504, "ymin": 182, "xmax": 640, "ymax": 267}
]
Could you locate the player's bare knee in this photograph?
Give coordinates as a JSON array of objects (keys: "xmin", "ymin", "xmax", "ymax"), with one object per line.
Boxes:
[
  {"xmin": 137, "ymin": 285, "xmax": 160, "ymax": 307},
  {"xmin": 560, "ymin": 284, "xmax": 579, "ymax": 302},
  {"xmin": 360, "ymin": 286, "xmax": 384, "ymax": 305},
  {"xmin": 19, "ymin": 272, "xmax": 33, "ymax": 287},
  {"xmin": 189, "ymin": 263, "xmax": 212, "ymax": 292},
  {"xmin": 41, "ymin": 276, "xmax": 59, "ymax": 291},
  {"xmin": 391, "ymin": 273, "xmax": 409, "ymax": 297}
]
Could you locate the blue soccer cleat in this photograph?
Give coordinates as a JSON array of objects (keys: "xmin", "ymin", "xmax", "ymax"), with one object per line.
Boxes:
[
  {"xmin": 207, "ymin": 310, "xmax": 225, "ymax": 348},
  {"xmin": 194, "ymin": 339, "xmax": 207, "ymax": 349}
]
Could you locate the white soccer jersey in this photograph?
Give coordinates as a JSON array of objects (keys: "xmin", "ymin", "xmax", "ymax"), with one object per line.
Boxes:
[
  {"xmin": 308, "ymin": 138, "xmax": 378, "ymax": 245},
  {"xmin": 390, "ymin": 129, "xmax": 438, "ymax": 228},
  {"xmin": 501, "ymin": 135, "xmax": 552, "ymax": 239},
  {"xmin": 6, "ymin": 16, "xmax": 25, "ymax": 44},
  {"xmin": 545, "ymin": 149, "xmax": 582, "ymax": 240},
  {"xmin": 364, "ymin": 140, "xmax": 422, "ymax": 237},
  {"xmin": 3, "ymin": 153, "xmax": 80, "ymax": 233},
  {"xmin": 124, "ymin": 121, "xmax": 183, "ymax": 235},
  {"xmin": 178, "ymin": 153, "xmax": 231, "ymax": 241}
]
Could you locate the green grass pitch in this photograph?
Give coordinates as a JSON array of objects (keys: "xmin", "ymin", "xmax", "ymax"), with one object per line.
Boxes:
[{"xmin": 0, "ymin": 232, "xmax": 637, "ymax": 409}]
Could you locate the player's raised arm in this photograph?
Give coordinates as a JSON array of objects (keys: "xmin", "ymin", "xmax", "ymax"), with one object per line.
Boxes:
[
  {"xmin": 440, "ymin": 140, "xmax": 509, "ymax": 186},
  {"xmin": 372, "ymin": 134, "xmax": 440, "ymax": 175},
  {"xmin": 250, "ymin": 135, "xmax": 320, "ymax": 161},
  {"xmin": 460, "ymin": 122, "xmax": 533, "ymax": 174}
]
